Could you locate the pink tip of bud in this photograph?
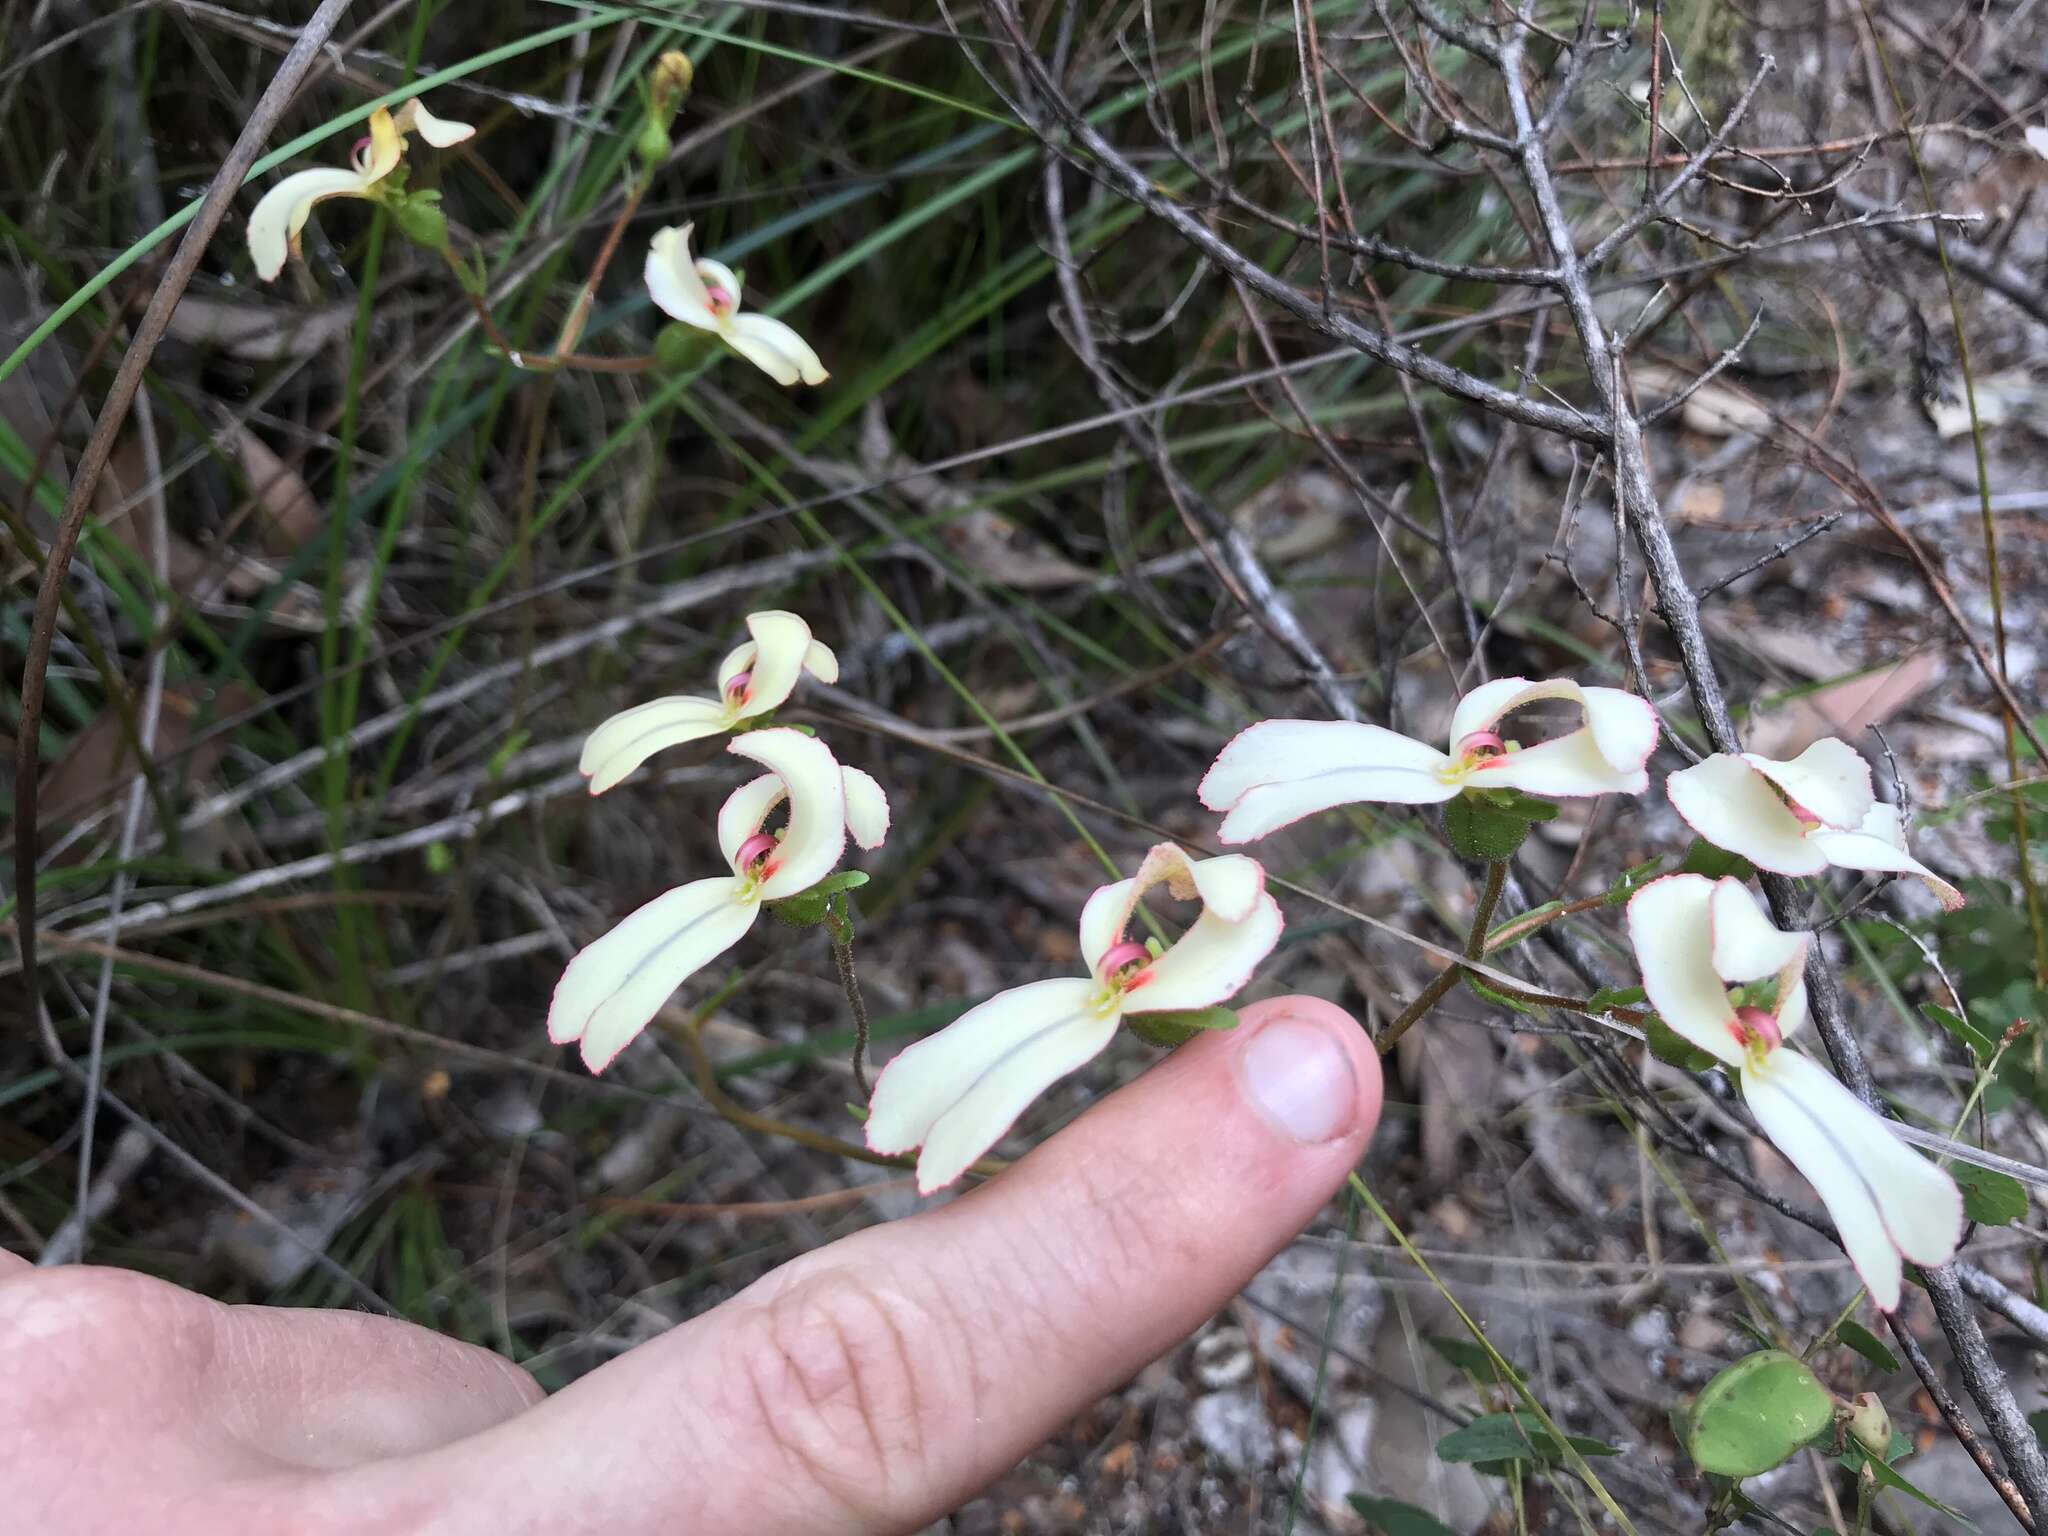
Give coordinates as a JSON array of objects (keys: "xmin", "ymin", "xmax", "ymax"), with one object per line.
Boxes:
[
  {"xmin": 1456, "ymin": 730, "xmax": 1507, "ymax": 760},
  {"xmin": 735, "ymin": 832, "xmax": 778, "ymax": 873},
  {"xmin": 1098, "ymin": 940, "xmax": 1151, "ymax": 982},
  {"xmin": 1732, "ymin": 1004, "xmax": 1782, "ymax": 1052},
  {"xmin": 350, "ymin": 135, "xmax": 375, "ymax": 171},
  {"xmin": 724, "ymin": 670, "xmax": 752, "ymax": 702}
]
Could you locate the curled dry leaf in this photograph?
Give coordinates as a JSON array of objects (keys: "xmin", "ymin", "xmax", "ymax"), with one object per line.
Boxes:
[
  {"xmin": 222, "ymin": 418, "xmax": 323, "ymax": 555},
  {"xmin": 165, "ymin": 295, "xmax": 355, "ymax": 361},
  {"xmin": 38, "ymin": 681, "xmax": 260, "ymax": 832},
  {"xmin": 1632, "ymin": 363, "xmax": 1773, "ymax": 439}
]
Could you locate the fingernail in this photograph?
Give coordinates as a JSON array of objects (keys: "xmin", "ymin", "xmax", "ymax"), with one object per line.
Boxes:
[{"xmin": 1240, "ymin": 1014, "xmax": 1358, "ymax": 1144}]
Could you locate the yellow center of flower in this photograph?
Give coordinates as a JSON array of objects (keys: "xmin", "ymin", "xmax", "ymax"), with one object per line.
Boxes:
[{"xmin": 1437, "ymin": 730, "xmax": 1513, "ymax": 786}]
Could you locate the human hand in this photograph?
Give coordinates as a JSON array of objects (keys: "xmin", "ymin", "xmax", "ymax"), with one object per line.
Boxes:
[{"xmin": 5, "ymin": 995, "xmax": 1382, "ymax": 1535}]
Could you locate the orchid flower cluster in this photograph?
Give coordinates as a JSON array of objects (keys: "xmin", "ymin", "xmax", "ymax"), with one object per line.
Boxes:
[
  {"xmin": 547, "ymin": 625, "xmax": 1965, "ymax": 1309},
  {"xmin": 545, "ymin": 611, "xmax": 886, "ymax": 1072},
  {"xmin": 245, "ymin": 66, "xmax": 827, "ymax": 389}
]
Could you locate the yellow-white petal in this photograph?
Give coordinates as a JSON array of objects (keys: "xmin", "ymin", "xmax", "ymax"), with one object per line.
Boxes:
[
  {"xmin": 1667, "ymin": 754, "xmax": 1826, "ymax": 876},
  {"xmin": 864, "ymin": 976, "xmax": 1114, "ymax": 1193},
  {"xmin": 1187, "ymin": 853, "xmax": 1267, "ymax": 924},
  {"xmin": 1218, "ymin": 766, "xmax": 1459, "ymax": 841},
  {"xmin": 1741, "ymin": 1051, "xmax": 1963, "ymax": 1310},
  {"xmin": 1447, "ymin": 676, "xmax": 1574, "ymax": 746},
  {"xmin": 1472, "ymin": 726, "xmax": 1649, "ymax": 798},
  {"xmin": 841, "ymin": 766, "xmax": 890, "ymax": 849},
  {"xmin": 726, "ymin": 312, "xmax": 828, "ymax": 387},
  {"xmin": 717, "ymin": 773, "xmax": 789, "ymax": 871},
  {"xmin": 548, "ymin": 877, "xmax": 755, "ymax": 1072},
  {"xmin": 645, "ymin": 224, "xmax": 718, "ymax": 330},
  {"xmin": 717, "ymin": 633, "xmax": 837, "ymax": 698},
  {"xmin": 1126, "ymin": 890, "xmax": 1283, "ymax": 1014},
  {"xmin": 1707, "ymin": 877, "xmax": 1808, "ymax": 985},
  {"xmin": 1448, "ymin": 677, "xmax": 1655, "ymax": 776},
  {"xmin": 696, "ymin": 256, "xmax": 743, "ymax": 306},
  {"xmin": 579, "ymin": 694, "xmax": 728, "ymax": 794},
  {"xmin": 1580, "ymin": 686, "xmax": 1661, "ymax": 772},
  {"xmin": 720, "ymin": 610, "xmax": 817, "ymax": 720},
  {"xmin": 1627, "ymin": 876, "xmax": 1743, "ymax": 1066},
  {"xmin": 247, "ymin": 167, "xmax": 369, "ymax": 281},
  {"xmin": 1742, "ymin": 739, "xmax": 1874, "ymax": 830},
  {"xmin": 1076, "ymin": 844, "xmax": 1238, "ymax": 974},
  {"xmin": 1078, "ymin": 873, "xmax": 1144, "ymax": 979},
  {"xmin": 1200, "ymin": 719, "xmax": 1448, "ymax": 812},
  {"xmin": 728, "ymin": 728, "xmax": 845, "ymax": 899},
  {"xmin": 391, "ymin": 97, "xmax": 476, "ymax": 148},
  {"xmin": 1809, "ymin": 805, "xmax": 1965, "ymax": 911}
]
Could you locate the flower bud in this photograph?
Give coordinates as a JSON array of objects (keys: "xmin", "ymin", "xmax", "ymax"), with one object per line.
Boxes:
[
  {"xmin": 634, "ymin": 117, "xmax": 672, "ymax": 171},
  {"xmin": 651, "ymin": 51, "xmax": 695, "ymax": 115},
  {"xmin": 654, "ymin": 322, "xmax": 700, "ymax": 371},
  {"xmin": 1843, "ymin": 1392, "xmax": 1891, "ymax": 1458}
]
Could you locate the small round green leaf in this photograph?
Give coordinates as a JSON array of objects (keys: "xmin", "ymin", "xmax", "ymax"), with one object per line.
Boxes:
[
  {"xmin": 1687, "ymin": 1350, "xmax": 1834, "ymax": 1477},
  {"xmin": 1444, "ymin": 793, "xmax": 1535, "ymax": 861}
]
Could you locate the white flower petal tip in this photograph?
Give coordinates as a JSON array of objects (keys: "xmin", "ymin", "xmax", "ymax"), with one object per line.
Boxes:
[
  {"xmin": 547, "ymin": 878, "xmax": 756, "ymax": 1073},
  {"xmin": 867, "ymin": 843, "xmax": 1282, "ymax": 1193},
  {"xmin": 391, "ymin": 97, "xmax": 476, "ymax": 147},
  {"xmin": 1742, "ymin": 1052, "xmax": 1964, "ymax": 1310},
  {"xmin": 642, "ymin": 225, "xmax": 826, "ymax": 386},
  {"xmin": 841, "ymin": 766, "xmax": 891, "ymax": 850},
  {"xmin": 1201, "ymin": 680, "xmax": 1654, "ymax": 842},
  {"xmin": 1668, "ymin": 742, "xmax": 1962, "ymax": 906},
  {"xmin": 1627, "ymin": 873, "xmax": 1960, "ymax": 1308},
  {"xmin": 725, "ymin": 728, "xmax": 847, "ymax": 898}
]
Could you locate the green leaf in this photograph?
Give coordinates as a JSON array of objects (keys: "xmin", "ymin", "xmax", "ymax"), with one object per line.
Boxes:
[
  {"xmin": 810, "ymin": 870, "xmax": 872, "ymax": 897},
  {"xmin": 768, "ymin": 891, "xmax": 830, "ymax": 927},
  {"xmin": 1436, "ymin": 1412, "xmax": 1618, "ymax": 1472},
  {"xmin": 844, "ymin": 1102, "xmax": 869, "ymax": 1123},
  {"xmin": 1921, "ymin": 1002, "xmax": 1998, "ymax": 1066},
  {"xmin": 1444, "ymin": 793, "xmax": 1537, "ymax": 861},
  {"xmin": 1126, "ymin": 1006, "xmax": 1240, "ymax": 1048},
  {"xmin": 1602, "ymin": 856, "xmax": 1665, "ymax": 904},
  {"xmin": 1466, "ymin": 973, "xmax": 1539, "ymax": 1017},
  {"xmin": 1686, "ymin": 1350, "xmax": 1834, "ymax": 1477},
  {"xmin": 1953, "ymin": 1163, "xmax": 2027, "ymax": 1226},
  {"xmin": 1643, "ymin": 1012, "xmax": 1719, "ymax": 1072},
  {"xmin": 1834, "ymin": 1319, "xmax": 1899, "ymax": 1373},
  {"xmin": 1427, "ymin": 1334, "xmax": 1523, "ymax": 1384},
  {"xmin": 1678, "ymin": 838, "xmax": 1755, "ymax": 882},
  {"xmin": 1839, "ymin": 1443, "xmax": 1970, "ymax": 1519},
  {"xmin": 1345, "ymin": 1495, "xmax": 1459, "ymax": 1536}
]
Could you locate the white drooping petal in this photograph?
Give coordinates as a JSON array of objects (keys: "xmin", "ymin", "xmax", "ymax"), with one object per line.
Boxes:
[
  {"xmin": 1472, "ymin": 727, "xmax": 1650, "ymax": 798},
  {"xmin": 725, "ymin": 312, "xmax": 829, "ymax": 387},
  {"xmin": 1187, "ymin": 853, "xmax": 1267, "ymax": 924},
  {"xmin": 1707, "ymin": 877, "xmax": 1808, "ymax": 985},
  {"xmin": 1809, "ymin": 804, "xmax": 1966, "ymax": 911},
  {"xmin": 725, "ymin": 609, "xmax": 817, "ymax": 719},
  {"xmin": 728, "ymin": 728, "xmax": 846, "ymax": 899},
  {"xmin": 864, "ymin": 977, "xmax": 1114, "ymax": 1193},
  {"xmin": 1199, "ymin": 719, "xmax": 1448, "ymax": 812},
  {"xmin": 645, "ymin": 224, "xmax": 718, "ymax": 330},
  {"xmin": 247, "ymin": 167, "xmax": 369, "ymax": 281},
  {"xmin": 841, "ymin": 766, "xmax": 891, "ymax": 849},
  {"xmin": 391, "ymin": 97, "xmax": 475, "ymax": 147},
  {"xmin": 1126, "ymin": 891, "xmax": 1284, "ymax": 1014},
  {"xmin": 717, "ymin": 773, "xmax": 789, "ymax": 870},
  {"xmin": 1217, "ymin": 766, "xmax": 1459, "ymax": 841},
  {"xmin": 800, "ymin": 636, "xmax": 840, "ymax": 683},
  {"xmin": 1627, "ymin": 876, "xmax": 1742, "ymax": 1066},
  {"xmin": 1580, "ymin": 685, "xmax": 1661, "ymax": 772},
  {"xmin": 1743, "ymin": 738, "xmax": 1874, "ymax": 829},
  {"xmin": 1666, "ymin": 754, "xmax": 1827, "ymax": 876},
  {"xmin": 548, "ymin": 877, "xmax": 756, "ymax": 1072},
  {"xmin": 1741, "ymin": 1051, "xmax": 1963, "ymax": 1310},
  {"xmin": 578, "ymin": 694, "xmax": 728, "ymax": 794}
]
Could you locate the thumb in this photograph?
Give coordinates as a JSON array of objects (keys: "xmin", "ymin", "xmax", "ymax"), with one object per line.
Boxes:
[{"xmin": 341, "ymin": 994, "xmax": 1381, "ymax": 1536}]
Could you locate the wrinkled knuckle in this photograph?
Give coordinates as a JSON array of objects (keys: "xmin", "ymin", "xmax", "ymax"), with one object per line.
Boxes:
[{"xmin": 725, "ymin": 1269, "xmax": 959, "ymax": 1519}]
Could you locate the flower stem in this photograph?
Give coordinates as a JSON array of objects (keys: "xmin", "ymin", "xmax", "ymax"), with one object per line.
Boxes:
[
  {"xmin": 1376, "ymin": 859, "xmax": 1509, "ymax": 1054},
  {"xmin": 827, "ymin": 894, "xmax": 874, "ymax": 1096}
]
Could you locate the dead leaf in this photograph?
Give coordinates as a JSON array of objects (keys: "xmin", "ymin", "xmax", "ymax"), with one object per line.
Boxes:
[
  {"xmin": 1231, "ymin": 469, "xmax": 1351, "ymax": 562},
  {"xmin": 1634, "ymin": 363, "xmax": 1773, "ymax": 438},
  {"xmin": 1746, "ymin": 652, "xmax": 1942, "ymax": 758},
  {"xmin": 39, "ymin": 681, "xmax": 259, "ymax": 830},
  {"xmin": 1922, "ymin": 367, "xmax": 2042, "ymax": 440},
  {"xmin": 165, "ymin": 295, "xmax": 355, "ymax": 361},
  {"xmin": 223, "ymin": 419, "xmax": 322, "ymax": 555}
]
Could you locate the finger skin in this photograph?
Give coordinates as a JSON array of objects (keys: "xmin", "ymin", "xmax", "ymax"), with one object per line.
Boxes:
[
  {"xmin": 340, "ymin": 995, "xmax": 1382, "ymax": 1535},
  {"xmin": 1, "ymin": 1262, "xmax": 543, "ymax": 1532}
]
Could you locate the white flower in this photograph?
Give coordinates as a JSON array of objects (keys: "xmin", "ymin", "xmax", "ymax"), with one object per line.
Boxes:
[
  {"xmin": 247, "ymin": 98, "xmax": 474, "ymax": 281},
  {"xmin": 644, "ymin": 223, "xmax": 828, "ymax": 386},
  {"xmin": 1665, "ymin": 738, "xmax": 1963, "ymax": 910},
  {"xmin": 547, "ymin": 728, "xmax": 888, "ymax": 1072},
  {"xmin": 578, "ymin": 609, "xmax": 839, "ymax": 794},
  {"xmin": 864, "ymin": 843, "xmax": 1283, "ymax": 1193},
  {"xmin": 1199, "ymin": 677, "xmax": 1658, "ymax": 844},
  {"xmin": 1628, "ymin": 874, "xmax": 1962, "ymax": 1310}
]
